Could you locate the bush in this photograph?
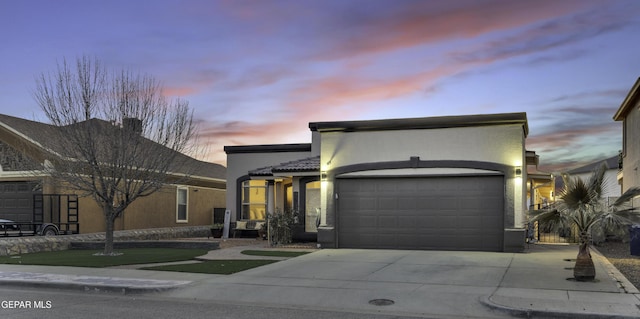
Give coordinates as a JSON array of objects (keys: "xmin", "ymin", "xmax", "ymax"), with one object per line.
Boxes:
[{"xmin": 268, "ymin": 210, "xmax": 295, "ymax": 245}]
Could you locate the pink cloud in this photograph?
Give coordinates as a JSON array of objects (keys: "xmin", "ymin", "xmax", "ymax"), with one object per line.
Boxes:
[
  {"xmin": 163, "ymin": 86, "xmax": 199, "ymax": 97},
  {"xmin": 309, "ymin": 0, "xmax": 596, "ymax": 60},
  {"xmin": 196, "ymin": 119, "xmax": 309, "ymax": 165}
]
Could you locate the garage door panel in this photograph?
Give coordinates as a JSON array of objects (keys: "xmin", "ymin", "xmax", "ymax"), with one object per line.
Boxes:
[
  {"xmin": 378, "ymin": 198, "xmax": 398, "ymax": 210},
  {"xmin": 338, "ymin": 176, "xmax": 504, "ymax": 251},
  {"xmin": 0, "ymin": 181, "xmax": 41, "ymax": 223}
]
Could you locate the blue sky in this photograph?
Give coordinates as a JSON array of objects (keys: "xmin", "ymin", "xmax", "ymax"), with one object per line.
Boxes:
[{"xmin": 1, "ymin": 0, "xmax": 639, "ymax": 171}]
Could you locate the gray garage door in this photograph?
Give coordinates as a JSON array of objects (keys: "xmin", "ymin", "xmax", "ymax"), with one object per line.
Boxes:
[
  {"xmin": 337, "ymin": 175, "xmax": 504, "ymax": 251},
  {"xmin": 0, "ymin": 181, "xmax": 41, "ymax": 223}
]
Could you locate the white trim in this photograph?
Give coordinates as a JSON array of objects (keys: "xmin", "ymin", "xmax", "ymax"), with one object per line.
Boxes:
[
  {"xmin": 339, "ymin": 167, "xmax": 503, "ymax": 177},
  {"xmin": 176, "ymin": 186, "xmax": 189, "ymax": 223}
]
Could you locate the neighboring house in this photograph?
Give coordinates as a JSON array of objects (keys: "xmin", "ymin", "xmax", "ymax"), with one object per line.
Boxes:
[
  {"xmin": 567, "ymin": 155, "xmax": 621, "ymax": 199},
  {"xmin": 526, "ymin": 150, "xmax": 555, "ymax": 210},
  {"xmin": 0, "ymin": 114, "xmax": 226, "ymax": 234},
  {"xmin": 225, "ymin": 112, "xmax": 529, "ymax": 252},
  {"xmin": 614, "ymin": 77, "xmax": 640, "ymax": 193}
]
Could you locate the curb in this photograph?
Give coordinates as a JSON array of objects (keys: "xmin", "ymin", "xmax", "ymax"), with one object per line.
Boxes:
[
  {"xmin": 0, "ymin": 272, "xmax": 192, "ymax": 295},
  {"xmin": 480, "ymin": 295, "xmax": 640, "ymax": 319},
  {"xmin": 590, "ymin": 247, "xmax": 640, "ymax": 294}
]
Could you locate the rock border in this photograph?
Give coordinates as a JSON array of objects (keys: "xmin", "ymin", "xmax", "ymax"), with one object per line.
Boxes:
[{"xmin": 0, "ymin": 226, "xmax": 210, "ymax": 256}]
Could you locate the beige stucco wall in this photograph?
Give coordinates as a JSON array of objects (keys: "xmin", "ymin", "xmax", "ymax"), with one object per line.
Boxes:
[
  {"xmin": 318, "ymin": 124, "xmax": 527, "ymax": 230},
  {"xmin": 622, "ymin": 99, "xmax": 640, "ymax": 192},
  {"xmin": 50, "ymin": 183, "xmax": 225, "ymax": 234}
]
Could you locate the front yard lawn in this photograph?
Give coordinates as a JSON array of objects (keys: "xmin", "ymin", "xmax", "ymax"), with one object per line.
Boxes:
[{"xmin": 141, "ymin": 259, "xmax": 279, "ymax": 274}]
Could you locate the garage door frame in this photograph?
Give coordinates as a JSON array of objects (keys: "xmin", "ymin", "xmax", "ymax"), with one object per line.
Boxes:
[
  {"xmin": 320, "ymin": 158, "xmax": 520, "ymax": 252},
  {"xmin": 336, "ymin": 174, "xmax": 505, "ymax": 251}
]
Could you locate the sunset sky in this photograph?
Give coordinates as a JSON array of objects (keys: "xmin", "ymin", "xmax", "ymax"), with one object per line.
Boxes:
[{"xmin": 1, "ymin": 0, "xmax": 639, "ymax": 171}]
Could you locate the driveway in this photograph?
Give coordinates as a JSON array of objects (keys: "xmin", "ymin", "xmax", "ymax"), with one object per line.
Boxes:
[{"xmin": 160, "ymin": 244, "xmax": 640, "ymax": 318}]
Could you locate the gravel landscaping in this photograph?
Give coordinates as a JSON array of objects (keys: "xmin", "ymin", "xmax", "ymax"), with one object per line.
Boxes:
[{"xmin": 594, "ymin": 240, "xmax": 640, "ymax": 290}]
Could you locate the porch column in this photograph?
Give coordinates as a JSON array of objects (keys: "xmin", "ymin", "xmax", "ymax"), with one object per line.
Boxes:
[{"xmin": 267, "ymin": 180, "xmax": 275, "ymax": 216}]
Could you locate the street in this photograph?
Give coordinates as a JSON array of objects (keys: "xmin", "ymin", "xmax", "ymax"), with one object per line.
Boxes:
[{"xmin": 0, "ymin": 286, "xmax": 473, "ymax": 319}]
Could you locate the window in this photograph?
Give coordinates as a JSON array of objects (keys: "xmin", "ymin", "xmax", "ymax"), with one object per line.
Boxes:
[
  {"xmin": 305, "ymin": 181, "xmax": 321, "ymax": 233},
  {"xmin": 241, "ymin": 180, "xmax": 267, "ymax": 220},
  {"xmin": 285, "ymin": 184, "xmax": 293, "ymax": 213},
  {"xmin": 177, "ymin": 187, "xmax": 188, "ymax": 222}
]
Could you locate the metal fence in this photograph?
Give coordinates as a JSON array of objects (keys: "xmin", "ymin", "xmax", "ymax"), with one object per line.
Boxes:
[
  {"xmin": 526, "ymin": 196, "xmax": 631, "ymax": 244},
  {"xmin": 526, "ymin": 221, "xmax": 579, "ymax": 244}
]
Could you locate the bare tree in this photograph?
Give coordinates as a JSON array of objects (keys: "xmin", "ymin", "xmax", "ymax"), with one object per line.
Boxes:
[{"xmin": 33, "ymin": 56, "xmax": 199, "ymax": 255}]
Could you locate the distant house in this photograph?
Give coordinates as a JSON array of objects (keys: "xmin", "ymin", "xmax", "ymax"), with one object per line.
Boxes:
[
  {"xmin": 526, "ymin": 151, "xmax": 554, "ymax": 210},
  {"xmin": 567, "ymin": 155, "xmax": 621, "ymax": 199},
  {"xmin": 226, "ymin": 112, "xmax": 530, "ymax": 252},
  {"xmin": 614, "ymin": 77, "xmax": 640, "ymax": 193},
  {"xmin": 0, "ymin": 114, "xmax": 226, "ymax": 234}
]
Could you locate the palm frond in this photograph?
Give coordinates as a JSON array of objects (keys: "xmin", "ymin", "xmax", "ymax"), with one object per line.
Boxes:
[
  {"xmin": 529, "ymin": 208, "xmax": 571, "ymax": 231},
  {"xmin": 613, "ymin": 187, "xmax": 640, "ymax": 208},
  {"xmin": 586, "ymin": 162, "xmax": 607, "ymax": 200},
  {"xmin": 606, "ymin": 207, "xmax": 640, "ymax": 224},
  {"xmin": 598, "ymin": 211, "xmax": 634, "ymax": 239},
  {"xmin": 560, "ymin": 176, "xmax": 591, "ymax": 210}
]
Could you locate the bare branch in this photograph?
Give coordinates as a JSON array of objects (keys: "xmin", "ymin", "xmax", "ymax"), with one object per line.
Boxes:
[{"xmin": 32, "ymin": 56, "xmax": 202, "ymax": 255}]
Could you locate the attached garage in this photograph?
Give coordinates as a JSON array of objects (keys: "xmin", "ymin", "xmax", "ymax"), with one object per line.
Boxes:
[
  {"xmin": 337, "ymin": 175, "xmax": 504, "ymax": 251},
  {"xmin": 0, "ymin": 181, "xmax": 41, "ymax": 223},
  {"xmin": 227, "ymin": 112, "xmax": 528, "ymax": 252}
]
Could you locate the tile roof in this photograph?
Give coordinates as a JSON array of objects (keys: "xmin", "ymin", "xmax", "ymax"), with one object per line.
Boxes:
[{"xmin": 249, "ymin": 156, "xmax": 320, "ymax": 176}]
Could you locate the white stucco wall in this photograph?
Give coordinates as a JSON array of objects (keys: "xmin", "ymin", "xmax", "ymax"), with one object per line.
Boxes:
[
  {"xmin": 320, "ymin": 125, "xmax": 525, "ymax": 168},
  {"xmin": 319, "ymin": 124, "xmax": 527, "ymax": 228}
]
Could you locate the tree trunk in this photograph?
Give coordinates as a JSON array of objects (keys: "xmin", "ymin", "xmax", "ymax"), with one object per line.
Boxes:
[
  {"xmin": 574, "ymin": 242, "xmax": 595, "ymax": 281},
  {"xmin": 103, "ymin": 207, "xmax": 116, "ymax": 256}
]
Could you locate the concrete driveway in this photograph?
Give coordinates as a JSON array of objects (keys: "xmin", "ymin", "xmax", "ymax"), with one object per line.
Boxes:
[{"xmin": 160, "ymin": 244, "xmax": 640, "ymax": 318}]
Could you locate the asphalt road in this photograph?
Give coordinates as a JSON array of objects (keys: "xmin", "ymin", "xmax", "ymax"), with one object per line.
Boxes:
[{"xmin": 0, "ymin": 286, "xmax": 485, "ymax": 319}]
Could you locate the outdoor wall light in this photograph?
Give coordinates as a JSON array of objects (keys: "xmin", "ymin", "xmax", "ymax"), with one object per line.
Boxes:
[
  {"xmin": 515, "ymin": 167, "xmax": 522, "ymax": 176},
  {"xmin": 321, "ymin": 171, "xmax": 328, "ymax": 180}
]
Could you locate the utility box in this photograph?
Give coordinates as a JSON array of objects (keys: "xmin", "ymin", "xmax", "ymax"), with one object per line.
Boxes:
[{"xmin": 630, "ymin": 225, "xmax": 640, "ymax": 256}]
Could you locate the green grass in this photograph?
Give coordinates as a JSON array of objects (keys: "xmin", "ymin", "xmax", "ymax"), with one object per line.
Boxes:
[
  {"xmin": 0, "ymin": 248, "xmax": 209, "ymax": 268},
  {"xmin": 141, "ymin": 259, "xmax": 279, "ymax": 274},
  {"xmin": 240, "ymin": 250, "xmax": 310, "ymax": 257}
]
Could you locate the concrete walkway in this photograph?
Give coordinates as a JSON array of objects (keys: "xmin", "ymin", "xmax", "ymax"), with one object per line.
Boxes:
[{"xmin": 0, "ymin": 243, "xmax": 639, "ymax": 318}]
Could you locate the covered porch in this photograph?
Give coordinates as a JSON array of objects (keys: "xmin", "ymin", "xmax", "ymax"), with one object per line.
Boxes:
[{"xmin": 243, "ymin": 156, "xmax": 321, "ymax": 242}]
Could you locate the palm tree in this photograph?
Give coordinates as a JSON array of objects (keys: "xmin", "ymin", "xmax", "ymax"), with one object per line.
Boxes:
[{"xmin": 530, "ymin": 163, "xmax": 640, "ymax": 281}]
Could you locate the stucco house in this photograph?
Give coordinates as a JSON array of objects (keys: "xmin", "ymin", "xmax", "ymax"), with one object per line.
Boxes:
[
  {"xmin": 568, "ymin": 155, "xmax": 621, "ymax": 199},
  {"xmin": 0, "ymin": 114, "xmax": 226, "ymax": 234},
  {"xmin": 225, "ymin": 112, "xmax": 529, "ymax": 252},
  {"xmin": 614, "ymin": 77, "xmax": 640, "ymax": 194},
  {"xmin": 526, "ymin": 150, "xmax": 555, "ymax": 210}
]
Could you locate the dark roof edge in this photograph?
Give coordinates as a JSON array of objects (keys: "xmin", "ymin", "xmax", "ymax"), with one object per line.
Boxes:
[
  {"xmin": 613, "ymin": 77, "xmax": 640, "ymax": 121},
  {"xmin": 309, "ymin": 112, "xmax": 529, "ymax": 136},
  {"xmin": 568, "ymin": 155, "xmax": 619, "ymax": 174},
  {"xmin": 224, "ymin": 143, "xmax": 312, "ymax": 154}
]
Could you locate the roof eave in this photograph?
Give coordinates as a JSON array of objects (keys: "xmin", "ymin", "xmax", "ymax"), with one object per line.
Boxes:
[
  {"xmin": 613, "ymin": 77, "xmax": 640, "ymax": 121},
  {"xmin": 309, "ymin": 112, "xmax": 529, "ymax": 137},
  {"xmin": 224, "ymin": 143, "xmax": 312, "ymax": 154}
]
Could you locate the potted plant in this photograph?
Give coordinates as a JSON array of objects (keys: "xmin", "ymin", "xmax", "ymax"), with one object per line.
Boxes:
[{"xmin": 210, "ymin": 223, "xmax": 224, "ymax": 238}]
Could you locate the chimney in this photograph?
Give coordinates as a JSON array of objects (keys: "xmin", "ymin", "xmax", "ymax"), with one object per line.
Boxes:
[{"xmin": 123, "ymin": 118, "xmax": 142, "ymax": 135}]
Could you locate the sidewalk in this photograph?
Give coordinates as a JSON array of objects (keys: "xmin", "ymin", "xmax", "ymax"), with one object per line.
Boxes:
[{"xmin": 0, "ymin": 241, "xmax": 639, "ymax": 318}]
